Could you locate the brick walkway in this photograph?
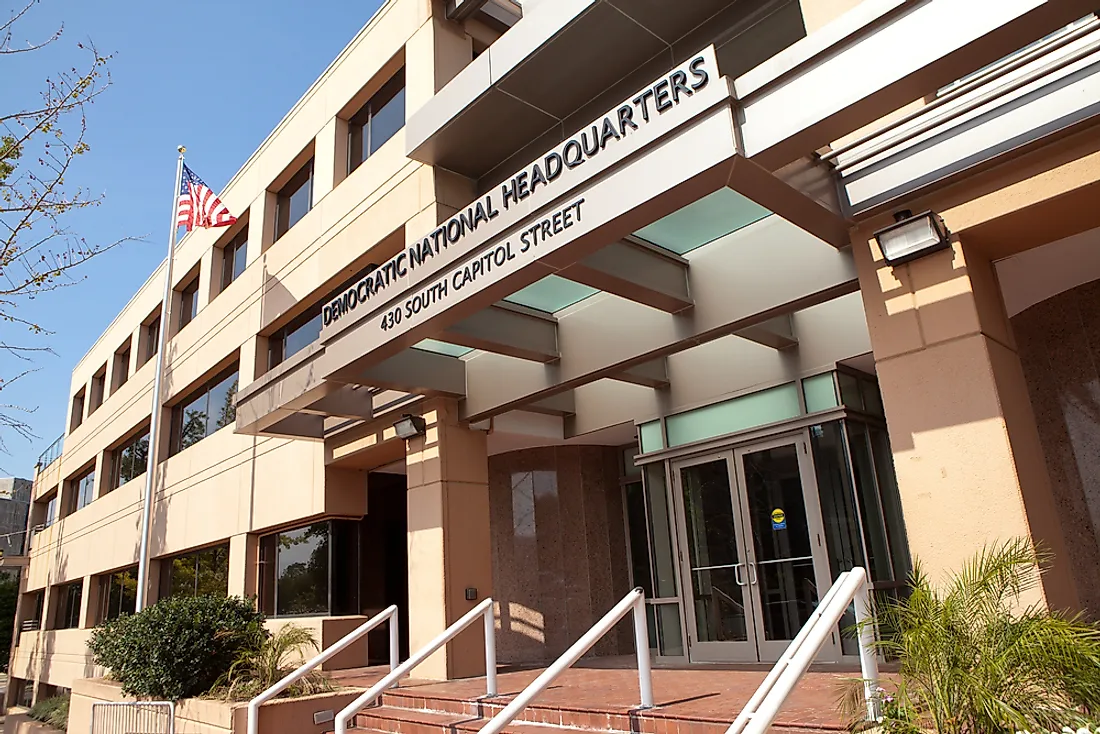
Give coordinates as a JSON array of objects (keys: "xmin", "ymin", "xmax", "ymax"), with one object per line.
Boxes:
[{"xmin": 334, "ymin": 660, "xmax": 865, "ymax": 732}]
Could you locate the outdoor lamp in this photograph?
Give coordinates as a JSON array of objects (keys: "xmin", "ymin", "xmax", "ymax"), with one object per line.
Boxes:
[
  {"xmin": 872, "ymin": 210, "xmax": 952, "ymax": 266},
  {"xmin": 393, "ymin": 414, "xmax": 427, "ymax": 439}
]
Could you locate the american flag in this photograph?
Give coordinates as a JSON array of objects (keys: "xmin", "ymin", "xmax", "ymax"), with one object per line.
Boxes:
[{"xmin": 177, "ymin": 164, "xmax": 237, "ymax": 231}]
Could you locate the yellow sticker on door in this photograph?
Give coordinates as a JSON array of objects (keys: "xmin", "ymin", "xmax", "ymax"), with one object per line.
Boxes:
[{"xmin": 771, "ymin": 508, "xmax": 787, "ymax": 530}]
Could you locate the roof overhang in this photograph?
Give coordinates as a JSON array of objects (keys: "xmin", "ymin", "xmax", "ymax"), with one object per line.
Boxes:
[{"xmin": 234, "ymin": 49, "xmax": 852, "ymax": 440}]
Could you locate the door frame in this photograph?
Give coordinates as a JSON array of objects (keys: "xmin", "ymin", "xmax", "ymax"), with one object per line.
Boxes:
[
  {"xmin": 670, "ymin": 429, "xmax": 839, "ymax": 664},
  {"xmin": 670, "ymin": 450, "xmax": 759, "ymax": 663},
  {"xmin": 731, "ymin": 431, "xmax": 837, "ymax": 662}
]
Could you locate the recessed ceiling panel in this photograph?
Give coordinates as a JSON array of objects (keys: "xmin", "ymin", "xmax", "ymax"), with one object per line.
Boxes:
[
  {"xmin": 414, "ymin": 339, "xmax": 474, "ymax": 358},
  {"xmin": 633, "ymin": 187, "xmax": 771, "ymax": 254},
  {"xmin": 504, "ymin": 275, "xmax": 599, "ymax": 313}
]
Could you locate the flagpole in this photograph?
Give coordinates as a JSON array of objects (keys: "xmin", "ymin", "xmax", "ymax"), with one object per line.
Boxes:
[{"xmin": 136, "ymin": 145, "xmax": 186, "ymax": 612}]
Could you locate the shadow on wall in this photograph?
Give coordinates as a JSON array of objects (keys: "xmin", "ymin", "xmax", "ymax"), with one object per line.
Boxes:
[{"xmin": 487, "ymin": 445, "xmax": 635, "ymax": 666}]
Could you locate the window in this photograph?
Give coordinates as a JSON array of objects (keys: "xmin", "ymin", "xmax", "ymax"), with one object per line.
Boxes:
[
  {"xmin": 97, "ymin": 567, "xmax": 137, "ymax": 623},
  {"xmin": 221, "ymin": 228, "xmax": 248, "ymax": 291},
  {"xmin": 69, "ymin": 468, "xmax": 95, "ymax": 514},
  {"xmin": 144, "ymin": 315, "xmax": 161, "ymax": 365},
  {"xmin": 268, "ymin": 306, "xmax": 322, "ymax": 369},
  {"xmin": 89, "ymin": 368, "xmax": 106, "ymax": 414},
  {"xmin": 52, "ymin": 581, "xmax": 83, "ymax": 630},
  {"xmin": 258, "ymin": 520, "xmax": 359, "ymax": 617},
  {"xmin": 348, "ymin": 68, "xmax": 406, "ymax": 173},
  {"xmin": 275, "ymin": 159, "xmax": 314, "ymax": 240},
  {"xmin": 34, "ymin": 492, "xmax": 58, "ymax": 529},
  {"xmin": 111, "ymin": 428, "xmax": 149, "ymax": 490},
  {"xmin": 21, "ymin": 591, "xmax": 44, "ymax": 632},
  {"xmin": 178, "ymin": 278, "xmax": 199, "ymax": 331},
  {"xmin": 159, "ymin": 544, "xmax": 229, "ymax": 598},
  {"xmin": 171, "ymin": 366, "xmax": 239, "ymax": 454},
  {"xmin": 113, "ymin": 344, "xmax": 131, "ymax": 392},
  {"xmin": 70, "ymin": 389, "xmax": 85, "ymax": 430},
  {"xmin": 621, "ymin": 460, "xmax": 683, "ymax": 657}
]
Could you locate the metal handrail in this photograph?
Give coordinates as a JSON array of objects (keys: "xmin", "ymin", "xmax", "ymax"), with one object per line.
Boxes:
[
  {"xmin": 248, "ymin": 605, "xmax": 400, "ymax": 734},
  {"xmin": 726, "ymin": 567, "xmax": 878, "ymax": 734},
  {"xmin": 334, "ymin": 598, "xmax": 497, "ymax": 734},
  {"xmin": 36, "ymin": 434, "xmax": 64, "ymax": 471},
  {"xmin": 477, "ymin": 587, "xmax": 653, "ymax": 734}
]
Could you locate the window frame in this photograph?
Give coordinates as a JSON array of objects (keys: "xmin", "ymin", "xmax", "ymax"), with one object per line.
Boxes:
[
  {"xmin": 69, "ymin": 467, "xmax": 95, "ymax": 514},
  {"xmin": 113, "ymin": 344, "xmax": 131, "ymax": 393},
  {"xmin": 268, "ymin": 305, "xmax": 323, "ymax": 370},
  {"xmin": 348, "ymin": 67, "xmax": 406, "ymax": 174},
  {"xmin": 258, "ymin": 520, "xmax": 360, "ymax": 618},
  {"xmin": 220, "ymin": 228, "xmax": 249, "ymax": 291},
  {"xmin": 52, "ymin": 581, "xmax": 83, "ymax": 630},
  {"xmin": 144, "ymin": 315, "xmax": 161, "ymax": 366},
  {"xmin": 110, "ymin": 427, "xmax": 150, "ymax": 491},
  {"xmin": 274, "ymin": 159, "xmax": 314, "ymax": 240},
  {"xmin": 170, "ymin": 364, "xmax": 240, "ymax": 455},
  {"xmin": 158, "ymin": 544, "xmax": 230, "ymax": 599},
  {"xmin": 96, "ymin": 567, "xmax": 137, "ymax": 624},
  {"xmin": 177, "ymin": 277, "xmax": 200, "ymax": 331}
]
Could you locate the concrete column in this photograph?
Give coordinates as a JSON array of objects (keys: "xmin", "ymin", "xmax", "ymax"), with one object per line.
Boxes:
[
  {"xmin": 80, "ymin": 575, "xmax": 97, "ymax": 628},
  {"xmin": 854, "ymin": 229, "xmax": 1080, "ymax": 611},
  {"xmin": 93, "ymin": 451, "xmax": 109, "ymax": 500},
  {"xmin": 247, "ymin": 190, "xmax": 277, "ymax": 261},
  {"xmin": 405, "ymin": 400, "xmax": 492, "ymax": 680},
  {"xmin": 405, "ymin": 5, "xmax": 473, "ymax": 117},
  {"xmin": 197, "ymin": 246, "xmax": 217, "ymax": 311},
  {"xmin": 228, "ymin": 533, "xmax": 258, "ymax": 598},
  {"xmin": 239, "ymin": 335, "xmax": 266, "ymax": 386},
  {"xmin": 313, "ymin": 117, "xmax": 349, "ymax": 203}
]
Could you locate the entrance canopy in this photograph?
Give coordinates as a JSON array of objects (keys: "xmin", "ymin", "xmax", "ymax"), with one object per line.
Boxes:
[{"xmin": 234, "ymin": 48, "xmax": 853, "ymax": 440}]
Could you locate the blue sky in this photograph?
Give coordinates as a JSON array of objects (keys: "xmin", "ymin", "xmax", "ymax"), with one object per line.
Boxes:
[{"xmin": 2, "ymin": 0, "xmax": 384, "ymax": 477}]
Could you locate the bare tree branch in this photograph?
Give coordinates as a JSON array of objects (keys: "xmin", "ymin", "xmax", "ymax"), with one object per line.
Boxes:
[{"xmin": 1, "ymin": 1, "xmax": 130, "ymax": 456}]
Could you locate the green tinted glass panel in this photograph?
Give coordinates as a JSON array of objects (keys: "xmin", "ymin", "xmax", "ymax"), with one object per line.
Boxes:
[
  {"xmin": 803, "ymin": 373, "xmax": 839, "ymax": 413},
  {"xmin": 414, "ymin": 339, "xmax": 473, "ymax": 357},
  {"xmin": 504, "ymin": 275, "xmax": 598, "ymax": 313},
  {"xmin": 838, "ymin": 372, "xmax": 863, "ymax": 410},
  {"xmin": 666, "ymin": 384, "xmax": 800, "ymax": 447},
  {"xmin": 638, "ymin": 421, "xmax": 664, "ymax": 453},
  {"xmin": 633, "ymin": 188, "xmax": 771, "ymax": 255}
]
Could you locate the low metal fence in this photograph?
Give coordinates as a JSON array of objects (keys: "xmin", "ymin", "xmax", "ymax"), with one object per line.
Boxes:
[{"xmin": 89, "ymin": 701, "xmax": 174, "ymax": 734}]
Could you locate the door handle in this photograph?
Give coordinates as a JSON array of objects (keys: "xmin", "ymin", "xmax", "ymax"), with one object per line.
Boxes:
[
  {"xmin": 733, "ymin": 563, "xmax": 747, "ymax": 586},
  {"xmin": 747, "ymin": 563, "xmax": 758, "ymax": 586}
]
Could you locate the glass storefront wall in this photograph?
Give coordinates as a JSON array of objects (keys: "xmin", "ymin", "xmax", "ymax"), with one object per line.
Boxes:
[
  {"xmin": 625, "ymin": 369, "xmax": 911, "ymax": 660},
  {"xmin": 258, "ymin": 520, "xmax": 360, "ymax": 617}
]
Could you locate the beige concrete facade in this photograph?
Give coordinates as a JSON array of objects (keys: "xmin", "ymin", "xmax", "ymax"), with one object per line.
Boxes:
[{"xmin": 11, "ymin": 0, "xmax": 1100, "ymax": 711}]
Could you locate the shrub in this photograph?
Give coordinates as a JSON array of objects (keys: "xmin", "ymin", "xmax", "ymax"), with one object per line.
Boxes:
[
  {"xmin": 28, "ymin": 694, "xmax": 69, "ymax": 730},
  {"xmin": 210, "ymin": 624, "xmax": 333, "ymax": 701},
  {"xmin": 842, "ymin": 539, "xmax": 1100, "ymax": 733},
  {"xmin": 88, "ymin": 595, "xmax": 265, "ymax": 700}
]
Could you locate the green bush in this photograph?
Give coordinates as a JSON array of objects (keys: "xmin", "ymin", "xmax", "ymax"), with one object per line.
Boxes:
[
  {"xmin": 28, "ymin": 694, "xmax": 69, "ymax": 730},
  {"xmin": 842, "ymin": 539, "xmax": 1100, "ymax": 733},
  {"xmin": 88, "ymin": 595, "xmax": 265, "ymax": 700},
  {"xmin": 210, "ymin": 624, "xmax": 333, "ymax": 701}
]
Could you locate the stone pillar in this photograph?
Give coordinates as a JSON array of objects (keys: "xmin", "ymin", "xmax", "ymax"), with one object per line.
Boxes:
[
  {"xmin": 854, "ymin": 229, "xmax": 1081, "ymax": 610},
  {"xmin": 405, "ymin": 400, "xmax": 493, "ymax": 680}
]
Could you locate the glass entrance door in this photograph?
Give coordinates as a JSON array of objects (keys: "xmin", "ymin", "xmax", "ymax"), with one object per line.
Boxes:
[
  {"xmin": 673, "ymin": 434, "xmax": 834, "ymax": 663},
  {"xmin": 674, "ymin": 455, "xmax": 758, "ymax": 662},
  {"xmin": 734, "ymin": 436, "xmax": 834, "ymax": 661}
]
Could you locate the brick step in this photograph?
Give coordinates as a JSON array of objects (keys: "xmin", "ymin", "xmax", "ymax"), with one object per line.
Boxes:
[
  {"xmin": 354, "ymin": 704, "xmax": 596, "ymax": 734},
  {"xmin": 367, "ymin": 690, "xmax": 845, "ymax": 734}
]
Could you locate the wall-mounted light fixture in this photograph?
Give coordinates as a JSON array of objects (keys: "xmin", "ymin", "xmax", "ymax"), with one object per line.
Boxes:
[
  {"xmin": 393, "ymin": 414, "xmax": 427, "ymax": 439},
  {"xmin": 873, "ymin": 210, "xmax": 952, "ymax": 266}
]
